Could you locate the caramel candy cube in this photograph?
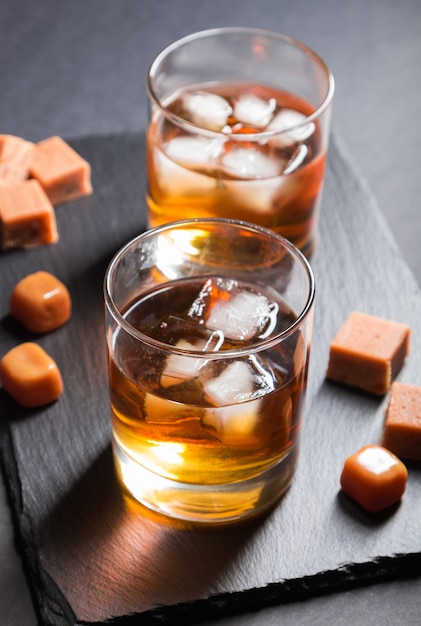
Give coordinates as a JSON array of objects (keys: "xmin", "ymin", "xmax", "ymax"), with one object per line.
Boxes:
[
  {"xmin": 382, "ymin": 382, "xmax": 421, "ymax": 461},
  {"xmin": 340, "ymin": 444, "xmax": 408, "ymax": 513},
  {"xmin": 326, "ymin": 312, "xmax": 410, "ymax": 395},
  {"xmin": 10, "ymin": 271, "xmax": 71, "ymax": 334},
  {"xmin": 0, "ymin": 179, "xmax": 58, "ymax": 251},
  {"xmin": 0, "ymin": 134, "xmax": 35, "ymax": 184},
  {"xmin": 0, "ymin": 342, "xmax": 63, "ymax": 408},
  {"xmin": 30, "ymin": 136, "xmax": 92, "ymax": 205}
]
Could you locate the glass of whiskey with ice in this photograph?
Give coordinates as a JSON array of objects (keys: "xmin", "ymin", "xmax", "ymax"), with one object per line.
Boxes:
[
  {"xmin": 146, "ymin": 27, "xmax": 334, "ymax": 259},
  {"xmin": 104, "ymin": 218, "xmax": 315, "ymax": 523}
]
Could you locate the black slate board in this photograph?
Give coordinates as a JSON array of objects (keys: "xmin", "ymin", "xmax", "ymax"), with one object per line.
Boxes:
[{"xmin": 1, "ymin": 132, "xmax": 421, "ymax": 626}]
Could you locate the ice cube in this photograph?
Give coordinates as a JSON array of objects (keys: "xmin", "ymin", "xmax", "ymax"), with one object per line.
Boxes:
[
  {"xmin": 219, "ymin": 145, "xmax": 283, "ymax": 180},
  {"xmin": 223, "ymin": 177, "xmax": 284, "ymax": 214},
  {"xmin": 189, "ymin": 278, "xmax": 278, "ymax": 342},
  {"xmin": 267, "ymin": 108, "xmax": 315, "ymax": 148},
  {"xmin": 249, "ymin": 354, "xmax": 277, "ymax": 394},
  {"xmin": 233, "ymin": 94, "xmax": 276, "ymax": 129},
  {"xmin": 204, "ymin": 361, "xmax": 254, "ymax": 404},
  {"xmin": 206, "ymin": 285, "xmax": 279, "ymax": 342},
  {"xmin": 161, "ymin": 342, "xmax": 222, "ymax": 391},
  {"xmin": 153, "ymin": 146, "xmax": 216, "ymax": 196},
  {"xmin": 154, "ymin": 134, "xmax": 223, "ymax": 196},
  {"xmin": 160, "ymin": 339, "xmax": 206, "ymax": 388},
  {"xmin": 203, "ymin": 401, "xmax": 262, "ymax": 444},
  {"xmin": 164, "ymin": 135, "xmax": 223, "ymax": 170},
  {"xmin": 188, "ymin": 277, "xmax": 234, "ymax": 321},
  {"xmin": 203, "ymin": 356, "xmax": 275, "ymax": 403},
  {"xmin": 181, "ymin": 91, "xmax": 232, "ymax": 131},
  {"xmin": 156, "ymin": 316, "xmax": 224, "ymax": 388},
  {"xmin": 201, "ymin": 360, "xmax": 261, "ymax": 443},
  {"xmin": 207, "ymin": 389, "xmax": 292, "ymax": 446}
]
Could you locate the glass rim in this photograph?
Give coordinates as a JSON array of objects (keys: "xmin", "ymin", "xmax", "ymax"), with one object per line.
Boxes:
[
  {"xmin": 146, "ymin": 26, "xmax": 335, "ymax": 142},
  {"xmin": 104, "ymin": 218, "xmax": 315, "ymax": 358}
]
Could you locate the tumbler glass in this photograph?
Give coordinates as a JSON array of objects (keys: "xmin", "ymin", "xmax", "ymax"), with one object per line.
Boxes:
[
  {"xmin": 104, "ymin": 218, "xmax": 315, "ymax": 523},
  {"xmin": 146, "ymin": 27, "xmax": 334, "ymax": 258}
]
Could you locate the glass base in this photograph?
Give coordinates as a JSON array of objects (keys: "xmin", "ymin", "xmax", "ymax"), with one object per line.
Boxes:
[{"xmin": 113, "ymin": 440, "xmax": 298, "ymax": 523}]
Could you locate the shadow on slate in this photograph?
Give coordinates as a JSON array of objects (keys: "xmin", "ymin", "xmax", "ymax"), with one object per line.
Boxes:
[{"xmin": 1, "ymin": 131, "xmax": 421, "ymax": 626}]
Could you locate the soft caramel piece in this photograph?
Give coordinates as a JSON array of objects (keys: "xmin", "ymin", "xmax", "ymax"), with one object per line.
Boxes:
[
  {"xmin": 0, "ymin": 179, "xmax": 58, "ymax": 250},
  {"xmin": 0, "ymin": 134, "xmax": 35, "ymax": 184},
  {"xmin": 30, "ymin": 135, "xmax": 92, "ymax": 204},
  {"xmin": 382, "ymin": 382, "xmax": 421, "ymax": 461},
  {"xmin": 0, "ymin": 342, "xmax": 63, "ymax": 408},
  {"xmin": 340, "ymin": 444, "xmax": 407, "ymax": 513},
  {"xmin": 10, "ymin": 271, "xmax": 71, "ymax": 334},
  {"xmin": 326, "ymin": 312, "xmax": 410, "ymax": 395}
]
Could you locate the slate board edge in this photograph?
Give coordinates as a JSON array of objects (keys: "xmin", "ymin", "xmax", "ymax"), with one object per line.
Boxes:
[{"xmin": 65, "ymin": 555, "xmax": 421, "ymax": 625}]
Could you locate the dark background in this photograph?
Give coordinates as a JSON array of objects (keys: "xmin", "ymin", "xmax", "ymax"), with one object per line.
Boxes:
[{"xmin": 1, "ymin": 1, "xmax": 420, "ymax": 624}]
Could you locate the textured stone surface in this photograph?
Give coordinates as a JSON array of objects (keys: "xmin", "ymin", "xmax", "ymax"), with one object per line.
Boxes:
[{"xmin": 1, "ymin": 132, "xmax": 420, "ymax": 625}]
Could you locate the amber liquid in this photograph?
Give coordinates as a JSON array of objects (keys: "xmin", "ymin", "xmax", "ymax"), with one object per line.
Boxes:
[
  {"xmin": 147, "ymin": 83, "xmax": 327, "ymax": 258},
  {"xmin": 110, "ymin": 277, "xmax": 308, "ymax": 493}
]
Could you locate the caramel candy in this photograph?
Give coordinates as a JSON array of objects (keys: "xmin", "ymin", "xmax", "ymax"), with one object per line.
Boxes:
[
  {"xmin": 326, "ymin": 312, "xmax": 410, "ymax": 395},
  {"xmin": 340, "ymin": 444, "xmax": 408, "ymax": 513},
  {"xmin": 382, "ymin": 382, "xmax": 421, "ymax": 461},
  {"xmin": 0, "ymin": 134, "xmax": 35, "ymax": 184},
  {"xmin": 0, "ymin": 342, "xmax": 63, "ymax": 408},
  {"xmin": 10, "ymin": 271, "xmax": 71, "ymax": 334},
  {"xmin": 30, "ymin": 135, "xmax": 92, "ymax": 205},
  {"xmin": 0, "ymin": 179, "xmax": 58, "ymax": 250}
]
